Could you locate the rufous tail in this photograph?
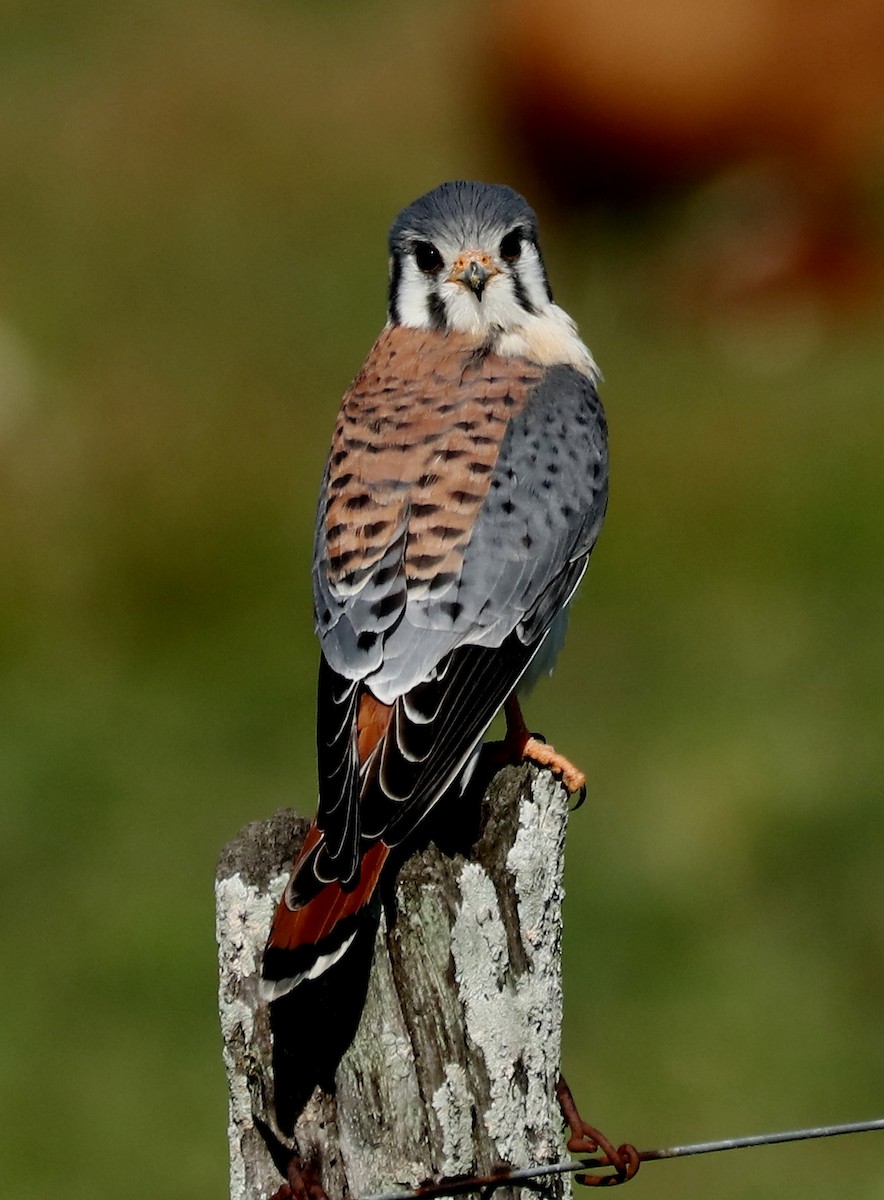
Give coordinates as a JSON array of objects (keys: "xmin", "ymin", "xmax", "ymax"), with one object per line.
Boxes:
[{"xmin": 261, "ymin": 825, "xmax": 390, "ymax": 1003}]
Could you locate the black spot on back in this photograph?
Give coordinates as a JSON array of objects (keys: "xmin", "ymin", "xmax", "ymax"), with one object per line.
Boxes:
[{"xmin": 370, "ymin": 593, "xmax": 402, "ymax": 620}]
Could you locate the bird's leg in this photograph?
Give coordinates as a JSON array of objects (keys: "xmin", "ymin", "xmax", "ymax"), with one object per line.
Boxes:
[
  {"xmin": 556, "ymin": 1074, "xmax": 640, "ymax": 1186},
  {"xmin": 501, "ymin": 695, "xmax": 587, "ymax": 799}
]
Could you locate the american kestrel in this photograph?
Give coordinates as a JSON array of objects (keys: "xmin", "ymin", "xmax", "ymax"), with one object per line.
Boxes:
[{"xmin": 263, "ymin": 181, "xmax": 608, "ymax": 1000}]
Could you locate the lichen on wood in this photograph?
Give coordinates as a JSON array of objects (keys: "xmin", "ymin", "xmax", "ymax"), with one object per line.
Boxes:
[{"xmin": 216, "ymin": 763, "xmax": 571, "ymax": 1200}]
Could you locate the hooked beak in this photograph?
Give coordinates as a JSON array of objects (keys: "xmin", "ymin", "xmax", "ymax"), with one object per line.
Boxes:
[{"xmin": 449, "ymin": 254, "xmax": 499, "ymax": 301}]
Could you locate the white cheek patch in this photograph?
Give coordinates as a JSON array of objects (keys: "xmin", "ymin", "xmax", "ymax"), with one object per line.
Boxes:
[{"xmin": 395, "ymin": 258, "xmax": 433, "ymax": 329}]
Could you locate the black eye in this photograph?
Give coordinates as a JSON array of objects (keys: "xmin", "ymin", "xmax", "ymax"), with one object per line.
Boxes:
[
  {"xmin": 499, "ymin": 229, "xmax": 523, "ymax": 261},
  {"xmin": 414, "ymin": 241, "xmax": 443, "ymax": 274}
]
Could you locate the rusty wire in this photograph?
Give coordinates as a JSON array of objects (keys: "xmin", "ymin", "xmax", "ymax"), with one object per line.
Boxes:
[{"xmin": 352, "ymin": 1117, "xmax": 884, "ymax": 1200}]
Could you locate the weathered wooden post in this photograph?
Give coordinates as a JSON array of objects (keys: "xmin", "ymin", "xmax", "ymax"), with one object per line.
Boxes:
[{"xmin": 216, "ymin": 763, "xmax": 571, "ymax": 1200}]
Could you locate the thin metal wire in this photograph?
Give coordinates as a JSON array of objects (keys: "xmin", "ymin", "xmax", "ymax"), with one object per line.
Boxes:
[
  {"xmin": 358, "ymin": 1118, "xmax": 884, "ymax": 1200},
  {"xmin": 639, "ymin": 1117, "xmax": 884, "ymax": 1161}
]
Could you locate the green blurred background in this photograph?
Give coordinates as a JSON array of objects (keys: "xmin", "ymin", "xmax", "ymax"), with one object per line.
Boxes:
[{"xmin": 2, "ymin": 3, "xmax": 883, "ymax": 1198}]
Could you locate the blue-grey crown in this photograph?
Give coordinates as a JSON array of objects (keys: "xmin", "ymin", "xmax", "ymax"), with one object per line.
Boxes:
[{"xmin": 389, "ymin": 181, "xmax": 540, "ymax": 253}]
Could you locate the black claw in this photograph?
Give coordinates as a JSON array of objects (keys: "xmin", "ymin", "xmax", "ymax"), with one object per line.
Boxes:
[
  {"xmin": 571, "ymin": 783, "xmax": 588, "ymax": 811},
  {"xmin": 530, "ymin": 731, "xmax": 547, "ymax": 744}
]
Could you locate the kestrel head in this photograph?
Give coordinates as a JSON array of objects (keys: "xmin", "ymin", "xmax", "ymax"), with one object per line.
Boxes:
[{"xmin": 387, "ymin": 181, "xmax": 556, "ymax": 337}]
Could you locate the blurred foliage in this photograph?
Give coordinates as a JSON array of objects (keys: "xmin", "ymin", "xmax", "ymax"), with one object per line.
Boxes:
[{"xmin": 1, "ymin": 3, "xmax": 883, "ymax": 1199}]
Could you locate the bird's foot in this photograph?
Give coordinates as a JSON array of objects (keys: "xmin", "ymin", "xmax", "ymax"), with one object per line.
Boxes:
[
  {"xmin": 556, "ymin": 1074, "xmax": 640, "ymax": 1187},
  {"xmin": 522, "ymin": 736, "xmax": 586, "ymax": 797},
  {"xmin": 498, "ymin": 695, "xmax": 587, "ymax": 802}
]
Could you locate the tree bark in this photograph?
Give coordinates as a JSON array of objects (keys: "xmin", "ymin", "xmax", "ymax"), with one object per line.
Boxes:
[{"xmin": 215, "ymin": 763, "xmax": 570, "ymax": 1200}]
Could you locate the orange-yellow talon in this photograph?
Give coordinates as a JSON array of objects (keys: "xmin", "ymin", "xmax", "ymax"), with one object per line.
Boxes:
[{"xmin": 521, "ymin": 735, "xmax": 586, "ymax": 794}]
